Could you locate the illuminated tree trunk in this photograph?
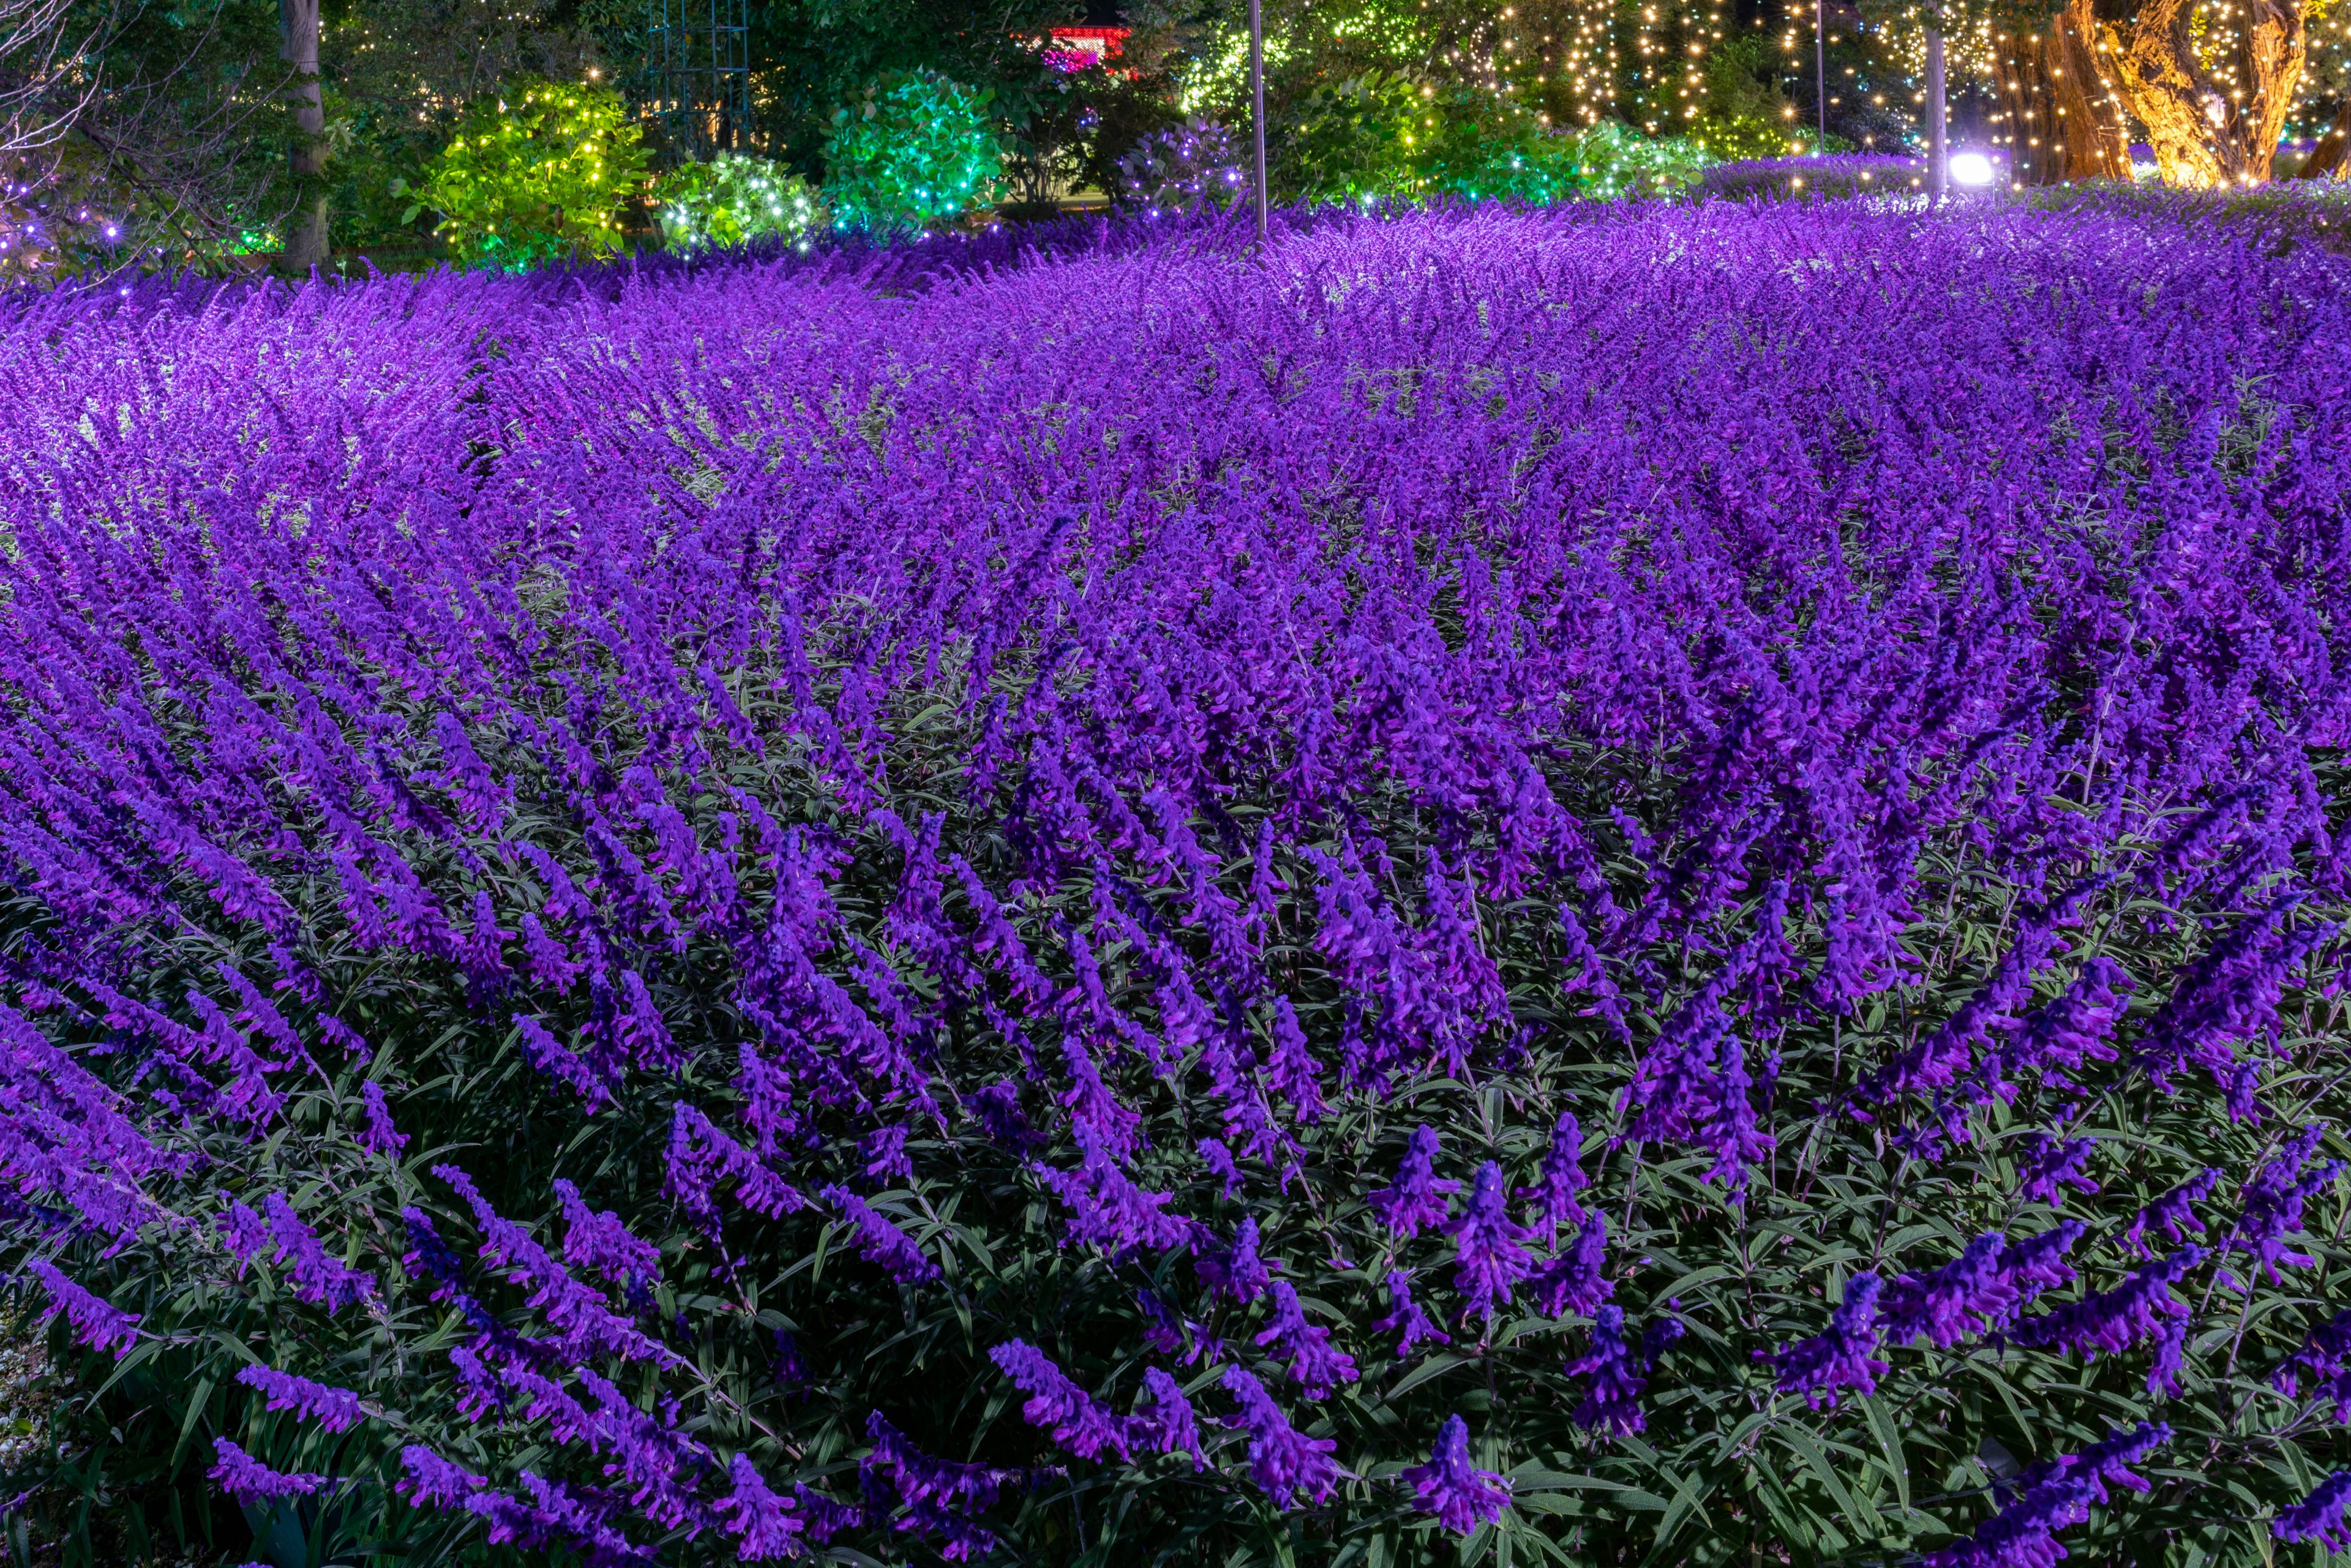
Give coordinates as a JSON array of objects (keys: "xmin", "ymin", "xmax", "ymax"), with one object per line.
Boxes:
[
  {"xmin": 282, "ymin": 0, "xmax": 329, "ymax": 270},
  {"xmin": 2294, "ymin": 101, "xmax": 2349, "ymax": 179},
  {"xmin": 1993, "ymin": 0, "xmax": 2130, "ymax": 186},
  {"xmin": 2103, "ymin": 0, "xmax": 2305, "ymax": 185}
]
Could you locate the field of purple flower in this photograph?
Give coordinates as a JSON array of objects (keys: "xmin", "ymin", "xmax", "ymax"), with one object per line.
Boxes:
[{"xmin": 2, "ymin": 192, "xmax": 2349, "ymax": 1568}]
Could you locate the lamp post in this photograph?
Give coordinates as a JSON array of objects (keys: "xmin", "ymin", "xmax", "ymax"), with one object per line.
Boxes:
[
  {"xmin": 1816, "ymin": 0, "xmax": 1826, "ymax": 153},
  {"xmin": 1925, "ymin": 26, "xmax": 1948, "ymax": 203},
  {"xmin": 1250, "ymin": 0, "xmax": 1269, "ymax": 242}
]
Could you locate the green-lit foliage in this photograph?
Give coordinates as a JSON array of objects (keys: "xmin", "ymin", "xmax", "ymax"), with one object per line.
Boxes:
[
  {"xmin": 823, "ymin": 69, "xmax": 1003, "ymax": 234},
  {"xmin": 1562, "ymin": 118, "xmax": 1712, "ymax": 197},
  {"xmin": 1281, "ymin": 72, "xmax": 1595, "ymax": 204},
  {"xmin": 406, "ymin": 77, "xmax": 647, "ymax": 269},
  {"xmin": 652, "ymin": 153, "xmax": 828, "ymax": 253}
]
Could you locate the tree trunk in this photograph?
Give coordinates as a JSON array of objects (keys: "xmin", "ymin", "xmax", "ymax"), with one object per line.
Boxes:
[
  {"xmin": 1926, "ymin": 29, "xmax": 1948, "ymax": 202},
  {"xmin": 2292, "ymin": 100, "xmax": 2349, "ymax": 179},
  {"xmin": 2104, "ymin": 0, "xmax": 2304, "ymax": 185},
  {"xmin": 1993, "ymin": 0, "xmax": 2130, "ymax": 186},
  {"xmin": 281, "ymin": 0, "xmax": 329, "ymax": 271}
]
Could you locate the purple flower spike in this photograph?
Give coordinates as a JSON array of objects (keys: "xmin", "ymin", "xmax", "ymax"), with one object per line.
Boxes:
[
  {"xmin": 1196, "ymin": 1217, "xmax": 1273, "ymax": 1304},
  {"xmin": 715, "ymin": 1453, "xmax": 803, "ymax": 1561},
  {"xmin": 1132, "ymin": 1367, "xmax": 1205, "ymax": 1470},
  {"xmin": 1520, "ymin": 1110, "xmax": 1591, "ymax": 1239},
  {"xmin": 28, "ymin": 1261, "xmax": 139, "ymax": 1358},
  {"xmin": 1253, "ymin": 1281, "xmax": 1359, "ymax": 1398},
  {"xmin": 2013, "ymin": 1247, "xmax": 2202, "ymax": 1360},
  {"xmin": 2273, "ymin": 1310, "xmax": 2351, "ymax": 1417},
  {"xmin": 1530, "ymin": 1211, "xmax": 1614, "ymax": 1319},
  {"xmin": 1370, "ymin": 1125, "xmax": 1460, "ymax": 1240},
  {"xmin": 209, "ymin": 1437, "xmax": 329, "ymax": 1506},
  {"xmin": 1448, "ymin": 1161, "xmax": 1534, "ymax": 1319},
  {"xmin": 397, "ymin": 1445, "xmax": 484, "ymax": 1509},
  {"xmin": 2276, "ymin": 1472, "xmax": 2351, "ymax": 1551},
  {"xmin": 1883, "ymin": 1234, "xmax": 2018, "ymax": 1348},
  {"xmin": 1565, "ymin": 1305, "xmax": 1651, "ymax": 1436},
  {"xmin": 989, "ymin": 1339, "xmax": 1133, "ymax": 1461},
  {"xmin": 820, "ymin": 1186, "xmax": 940, "ymax": 1286},
  {"xmin": 358, "ymin": 1081, "xmax": 409, "ymax": 1155},
  {"xmin": 1372, "ymin": 1270, "xmax": 1452, "ymax": 1358},
  {"xmin": 1925, "ymin": 1478, "xmax": 2098, "ymax": 1568},
  {"xmin": 235, "ymin": 1364, "xmax": 364, "ymax": 1433},
  {"xmin": 1772, "ymin": 1274, "xmax": 1888, "ymax": 1409},
  {"xmin": 2125, "ymin": 1169, "xmax": 2221, "ymax": 1258},
  {"xmin": 1221, "ymin": 1365, "xmax": 1343, "ymax": 1508},
  {"xmin": 1401, "ymin": 1414, "xmax": 1512, "ymax": 1533},
  {"xmin": 2015, "ymin": 1135, "xmax": 2099, "ymax": 1207}
]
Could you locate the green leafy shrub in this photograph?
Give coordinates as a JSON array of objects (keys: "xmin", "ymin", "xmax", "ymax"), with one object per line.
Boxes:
[
  {"xmin": 653, "ymin": 152, "xmax": 827, "ymax": 253},
  {"xmin": 824, "ymin": 69, "xmax": 1002, "ymax": 235},
  {"xmin": 1561, "ymin": 120, "xmax": 1710, "ymax": 200},
  {"xmin": 1281, "ymin": 72, "xmax": 1591, "ymax": 206},
  {"xmin": 404, "ymin": 77, "xmax": 646, "ymax": 269}
]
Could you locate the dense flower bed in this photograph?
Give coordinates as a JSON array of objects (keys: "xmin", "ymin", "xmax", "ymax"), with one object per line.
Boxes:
[{"xmin": 2, "ymin": 194, "xmax": 2349, "ymax": 1567}]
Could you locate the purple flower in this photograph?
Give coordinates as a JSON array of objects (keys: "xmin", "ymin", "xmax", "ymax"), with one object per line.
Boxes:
[
  {"xmin": 1032, "ymin": 1119, "xmax": 1196, "ymax": 1255},
  {"xmin": 1925, "ymin": 1478, "xmax": 2097, "ymax": 1568},
  {"xmin": 1448, "ymin": 1161, "xmax": 1534, "ymax": 1318},
  {"xmin": 209, "ymin": 1437, "xmax": 329, "ymax": 1506},
  {"xmin": 27, "ymin": 1261, "xmax": 138, "ymax": 1357},
  {"xmin": 1519, "ymin": 1110, "xmax": 1590, "ymax": 1239},
  {"xmin": 2014, "ymin": 1135, "xmax": 2099, "ymax": 1207},
  {"xmin": 263, "ymin": 1193, "xmax": 379, "ymax": 1313},
  {"xmin": 714, "ymin": 1454, "xmax": 803, "ymax": 1561},
  {"xmin": 1371, "ymin": 1270, "xmax": 1452, "ymax": 1357},
  {"xmin": 1883, "ymin": 1234, "xmax": 2019, "ymax": 1348},
  {"xmin": 1132, "ymin": 1367, "xmax": 1204, "ymax": 1469},
  {"xmin": 235, "ymin": 1364, "xmax": 364, "ymax": 1433},
  {"xmin": 861, "ymin": 1124, "xmax": 915, "ymax": 1187},
  {"xmin": 864, "ymin": 1411, "xmax": 1015, "ymax": 1510},
  {"xmin": 2273, "ymin": 1310, "xmax": 2351, "ymax": 1417},
  {"xmin": 1529, "ymin": 1212, "xmax": 1614, "ymax": 1318},
  {"xmin": 1253, "ymin": 1281, "xmax": 1359, "ymax": 1398},
  {"xmin": 1997, "ymin": 1221, "xmax": 2086, "ymax": 1305},
  {"xmin": 2014, "ymin": 1247, "xmax": 2202, "ymax": 1360},
  {"xmin": 1566, "ymin": 1305, "xmax": 1652, "ymax": 1436},
  {"xmin": 1400, "ymin": 1414, "xmax": 1512, "ymax": 1533},
  {"xmin": 358, "ymin": 1081, "xmax": 408, "ymax": 1155},
  {"xmin": 1263, "ymin": 997, "xmax": 1324, "ymax": 1123},
  {"xmin": 989, "ymin": 1339, "xmax": 1133, "ymax": 1461},
  {"xmin": 1221, "ymin": 1365, "xmax": 1343, "ymax": 1507},
  {"xmin": 2227, "ymin": 1128, "xmax": 2341, "ymax": 1286},
  {"xmin": 2020, "ymin": 1422, "xmax": 2169, "ymax": 1502},
  {"xmin": 820, "ymin": 1186, "xmax": 941, "ymax": 1286},
  {"xmin": 2125, "ymin": 1169, "xmax": 2219, "ymax": 1258},
  {"xmin": 1772, "ymin": 1274, "xmax": 1888, "ymax": 1409},
  {"xmin": 1196, "ymin": 1217, "xmax": 1273, "ymax": 1304},
  {"xmin": 1197, "ymin": 1136, "xmax": 1243, "ymax": 1198},
  {"xmin": 397, "ymin": 1445, "xmax": 485, "ymax": 1509},
  {"xmin": 553, "ymin": 1178, "xmax": 661, "ymax": 1288},
  {"xmin": 2276, "ymin": 1472, "xmax": 2351, "ymax": 1551},
  {"xmin": 1370, "ymin": 1125, "xmax": 1460, "ymax": 1240}
]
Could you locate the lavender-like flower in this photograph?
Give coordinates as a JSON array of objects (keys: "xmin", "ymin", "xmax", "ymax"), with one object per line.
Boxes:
[
  {"xmin": 1882, "ymin": 1234, "xmax": 2019, "ymax": 1348},
  {"xmin": 1519, "ymin": 1109, "xmax": 1591, "ymax": 1239},
  {"xmin": 989, "ymin": 1339, "xmax": 1134, "ymax": 1461},
  {"xmin": 2124, "ymin": 1168, "xmax": 2220, "ymax": 1258},
  {"xmin": 1566, "ymin": 1305, "xmax": 1654, "ymax": 1436},
  {"xmin": 209, "ymin": 1436, "xmax": 329, "ymax": 1506},
  {"xmin": 1196, "ymin": 1216, "xmax": 1273, "ymax": 1304},
  {"xmin": 358, "ymin": 1081, "xmax": 408, "ymax": 1155},
  {"xmin": 1772, "ymin": 1274, "xmax": 1888, "ymax": 1409},
  {"xmin": 1221, "ymin": 1365, "xmax": 1343, "ymax": 1507},
  {"xmin": 2014, "ymin": 1134, "xmax": 2099, "ymax": 1207},
  {"xmin": 1448, "ymin": 1161, "xmax": 1534, "ymax": 1318},
  {"xmin": 1371, "ymin": 1270, "xmax": 1452, "ymax": 1358},
  {"xmin": 27, "ymin": 1261, "xmax": 138, "ymax": 1357},
  {"xmin": 714, "ymin": 1454, "xmax": 804, "ymax": 1561},
  {"xmin": 1529, "ymin": 1211, "xmax": 1614, "ymax": 1318},
  {"xmin": 2276, "ymin": 1472, "xmax": 2351, "ymax": 1551},
  {"xmin": 2273, "ymin": 1310, "xmax": 2351, "ymax": 1417},
  {"xmin": 2013, "ymin": 1246, "xmax": 2202, "ymax": 1360},
  {"xmin": 1370, "ymin": 1125, "xmax": 1460, "ymax": 1240},
  {"xmin": 397, "ymin": 1445, "xmax": 485, "ymax": 1509},
  {"xmin": 2227, "ymin": 1128, "xmax": 2342, "ymax": 1287},
  {"xmin": 820, "ymin": 1185, "xmax": 941, "ymax": 1286},
  {"xmin": 1924, "ymin": 1477, "xmax": 2097, "ymax": 1568},
  {"xmin": 1253, "ymin": 1281, "xmax": 1359, "ymax": 1398},
  {"xmin": 1400, "ymin": 1414, "xmax": 1512, "ymax": 1533},
  {"xmin": 1131, "ymin": 1366, "xmax": 1205, "ymax": 1469},
  {"xmin": 236, "ymin": 1364, "xmax": 364, "ymax": 1433}
]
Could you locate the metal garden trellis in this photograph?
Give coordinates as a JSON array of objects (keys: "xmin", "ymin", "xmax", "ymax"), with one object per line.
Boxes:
[{"xmin": 642, "ymin": 0, "xmax": 751, "ymax": 160}]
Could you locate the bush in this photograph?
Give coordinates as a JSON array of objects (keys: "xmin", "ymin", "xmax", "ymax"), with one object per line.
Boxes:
[
  {"xmin": 405, "ymin": 77, "xmax": 646, "ymax": 268},
  {"xmin": 1562, "ymin": 120, "xmax": 1710, "ymax": 200},
  {"xmin": 1118, "ymin": 118, "xmax": 1252, "ymax": 211},
  {"xmin": 825, "ymin": 69, "xmax": 1002, "ymax": 235},
  {"xmin": 653, "ymin": 153, "xmax": 827, "ymax": 254}
]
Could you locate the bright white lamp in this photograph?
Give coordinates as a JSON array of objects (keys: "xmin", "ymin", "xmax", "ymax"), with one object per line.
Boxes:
[{"xmin": 1949, "ymin": 151, "xmax": 1995, "ymax": 187}]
